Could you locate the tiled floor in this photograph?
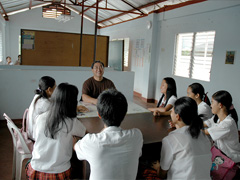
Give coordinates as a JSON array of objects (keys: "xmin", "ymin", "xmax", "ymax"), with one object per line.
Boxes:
[{"xmin": 0, "ymin": 95, "xmax": 156, "ymax": 180}]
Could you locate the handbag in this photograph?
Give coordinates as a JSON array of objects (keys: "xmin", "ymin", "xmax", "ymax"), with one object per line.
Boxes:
[
  {"xmin": 210, "ymin": 146, "xmax": 238, "ymax": 180},
  {"xmin": 14, "ymin": 109, "xmax": 34, "ymax": 154}
]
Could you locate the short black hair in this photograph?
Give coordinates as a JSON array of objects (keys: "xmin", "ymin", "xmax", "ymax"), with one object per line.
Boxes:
[
  {"xmin": 91, "ymin": 60, "xmax": 104, "ymax": 69},
  {"xmin": 97, "ymin": 89, "xmax": 128, "ymax": 127}
]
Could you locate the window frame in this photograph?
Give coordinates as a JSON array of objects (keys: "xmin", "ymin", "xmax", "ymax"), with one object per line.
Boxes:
[{"xmin": 173, "ymin": 31, "xmax": 216, "ymax": 82}]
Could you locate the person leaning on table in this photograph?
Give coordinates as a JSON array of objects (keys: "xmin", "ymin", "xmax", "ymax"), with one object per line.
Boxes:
[{"xmin": 81, "ymin": 60, "xmax": 116, "ymax": 105}]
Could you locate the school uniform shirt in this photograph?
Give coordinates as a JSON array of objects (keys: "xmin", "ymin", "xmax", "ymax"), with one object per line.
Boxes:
[
  {"xmin": 31, "ymin": 112, "xmax": 86, "ymax": 173},
  {"xmin": 159, "ymin": 95, "xmax": 177, "ymax": 107},
  {"xmin": 160, "ymin": 126, "xmax": 212, "ymax": 180},
  {"xmin": 74, "ymin": 126, "xmax": 143, "ymax": 180},
  {"xmin": 198, "ymin": 101, "xmax": 213, "ymax": 121},
  {"xmin": 205, "ymin": 115, "xmax": 240, "ymax": 163},
  {"xmin": 28, "ymin": 95, "xmax": 50, "ymax": 140}
]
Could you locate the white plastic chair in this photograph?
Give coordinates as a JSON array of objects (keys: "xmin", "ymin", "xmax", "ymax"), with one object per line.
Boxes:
[{"xmin": 3, "ymin": 113, "xmax": 32, "ymax": 180}]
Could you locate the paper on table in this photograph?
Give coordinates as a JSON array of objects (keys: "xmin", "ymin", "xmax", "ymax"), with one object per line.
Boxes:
[{"xmin": 77, "ymin": 101, "xmax": 150, "ymax": 118}]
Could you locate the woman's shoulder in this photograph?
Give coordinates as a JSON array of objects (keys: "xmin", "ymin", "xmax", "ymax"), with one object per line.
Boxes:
[
  {"xmin": 170, "ymin": 95, "xmax": 177, "ymax": 99},
  {"xmin": 221, "ymin": 115, "xmax": 236, "ymax": 125},
  {"xmin": 164, "ymin": 126, "xmax": 189, "ymax": 140}
]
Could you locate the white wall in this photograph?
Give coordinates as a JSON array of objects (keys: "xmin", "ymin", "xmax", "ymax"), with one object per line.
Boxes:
[
  {"xmin": 0, "ymin": 66, "xmax": 134, "ymax": 119},
  {"xmin": 100, "ymin": 1, "xmax": 240, "ymax": 127},
  {"xmin": 100, "ymin": 14, "xmax": 157, "ymax": 99},
  {"xmin": 154, "ymin": 1, "xmax": 240, "ymax": 128},
  {"xmin": 2, "ymin": 7, "xmax": 97, "ymax": 64}
]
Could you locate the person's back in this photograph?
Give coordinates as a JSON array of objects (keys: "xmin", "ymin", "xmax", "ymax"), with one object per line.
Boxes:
[
  {"xmin": 31, "ymin": 112, "xmax": 85, "ymax": 173},
  {"xmin": 26, "ymin": 83, "xmax": 86, "ymax": 179},
  {"xmin": 74, "ymin": 89, "xmax": 143, "ymax": 180},
  {"xmin": 161, "ymin": 126, "xmax": 211, "ymax": 179},
  {"xmin": 76, "ymin": 127, "xmax": 142, "ymax": 179},
  {"xmin": 155, "ymin": 97, "xmax": 212, "ymax": 180},
  {"xmin": 27, "ymin": 76, "xmax": 56, "ymax": 140}
]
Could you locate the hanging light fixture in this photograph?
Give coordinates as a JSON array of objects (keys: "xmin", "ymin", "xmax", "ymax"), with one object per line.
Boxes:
[{"xmin": 42, "ymin": 3, "xmax": 72, "ymax": 22}]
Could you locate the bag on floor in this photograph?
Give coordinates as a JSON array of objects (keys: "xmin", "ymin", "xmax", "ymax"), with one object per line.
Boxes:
[
  {"xmin": 14, "ymin": 109, "xmax": 33, "ymax": 153},
  {"xmin": 210, "ymin": 146, "xmax": 238, "ymax": 180}
]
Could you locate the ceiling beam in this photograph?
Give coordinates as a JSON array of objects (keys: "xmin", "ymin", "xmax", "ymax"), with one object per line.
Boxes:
[
  {"xmin": 99, "ymin": 0, "xmax": 167, "ymax": 24},
  {"xmin": 65, "ymin": 5, "xmax": 99, "ymax": 25},
  {"xmin": 155, "ymin": 0, "xmax": 207, "ymax": 13},
  {"xmin": 77, "ymin": 3, "xmax": 141, "ymax": 15},
  {"xmin": 121, "ymin": 0, "xmax": 145, "ymax": 15},
  {"xmin": 0, "ymin": 2, "xmax": 9, "ymax": 21},
  {"xmin": 29, "ymin": 0, "xmax": 32, "ymax": 10},
  {"xmin": 79, "ymin": 0, "xmax": 103, "ymax": 16},
  {"xmin": 78, "ymin": 0, "xmax": 88, "ymax": 6},
  {"xmin": 99, "ymin": 14, "xmax": 146, "ymax": 29},
  {"xmin": 35, "ymin": 0, "xmax": 141, "ymax": 15}
]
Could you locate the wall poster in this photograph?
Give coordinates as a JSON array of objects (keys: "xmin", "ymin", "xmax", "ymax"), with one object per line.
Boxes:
[{"xmin": 22, "ymin": 30, "xmax": 35, "ymax": 50}]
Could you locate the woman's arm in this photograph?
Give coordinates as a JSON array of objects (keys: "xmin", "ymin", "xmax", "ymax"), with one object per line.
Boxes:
[
  {"xmin": 153, "ymin": 109, "xmax": 172, "ymax": 116},
  {"xmin": 203, "ymin": 129, "xmax": 210, "ymax": 135},
  {"xmin": 149, "ymin": 104, "xmax": 173, "ymax": 113},
  {"xmin": 152, "ymin": 161, "xmax": 168, "ymax": 179}
]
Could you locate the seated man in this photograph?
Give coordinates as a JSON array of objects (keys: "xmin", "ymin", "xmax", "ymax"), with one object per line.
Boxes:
[
  {"xmin": 74, "ymin": 89, "xmax": 143, "ymax": 180},
  {"xmin": 82, "ymin": 60, "xmax": 116, "ymax": 105}
]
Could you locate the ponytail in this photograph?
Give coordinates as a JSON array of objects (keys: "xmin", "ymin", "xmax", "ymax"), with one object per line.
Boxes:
[
  {"xmin": 229, "ymin": 106, "xmax": 238, "ymax": 127},
  {"xmin": 34, "ymin": 76, "xmax": 55, "ymax": 106},
  {"xmin": 189, "ymin": 116, "xmax": 203, "ymax": 139},
  {"xmin": 174, "ymin": 97, "xmax": 203, "ymax": 139},
  {"xmin": 203, "ymin": 92, "xmax": 211, "ymax": 106},
  {"xmin": 34, "ymin": 87, "xmax": 49, "ymax": 106}
]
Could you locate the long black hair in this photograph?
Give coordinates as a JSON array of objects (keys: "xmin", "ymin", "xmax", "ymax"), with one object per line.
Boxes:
[
  {"xmin": 34, "ymin": 76, "xmax": 55, "ymax": 105},
  {"xmin": 157, "ymin": 77, "xmax": 177, "ymax": 107},
  {"xmin": 174, "ymin": 97, "xmax": 203, "ymax": 139},
  {"xmin": 188, "ymin": 83, "xmax": 211, "ymax": 106},
  {"xmin": 212, "ymin": 90, "xmax": 238, "ymax": 126},
  {"xmin": 44, "ymin": 83, "xmax": 78, "ymax": 139}
]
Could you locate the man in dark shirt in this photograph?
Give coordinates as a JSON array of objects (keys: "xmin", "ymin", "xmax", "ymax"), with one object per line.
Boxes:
[{"xmin": 82, "ymin": 61, "xmax": 116, "ymax": 105}]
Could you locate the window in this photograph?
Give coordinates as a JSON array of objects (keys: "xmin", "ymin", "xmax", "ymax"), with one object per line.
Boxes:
[{"xmin": 173, "ymin": 31, "xmax": 216, "ymax": 81}]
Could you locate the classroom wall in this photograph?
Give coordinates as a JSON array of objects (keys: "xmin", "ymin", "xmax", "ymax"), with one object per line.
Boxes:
[
  {"xmin": 100, "ymin": 14, "xmax": 157, "ymax": 100},
  {"xmin": 100, "ymin": 1, "xmax": 240, "ymax": 128},
  {"xmin": 0, "ymin": 66, "xmax": 134, "ymax": 120},
  {"xmin": 155, "ymin": 1, "xmax": 240, "ymax": 128},
  {"xmin": 1, "ymin": 7, "xmax": 97, "ymax": 65}
]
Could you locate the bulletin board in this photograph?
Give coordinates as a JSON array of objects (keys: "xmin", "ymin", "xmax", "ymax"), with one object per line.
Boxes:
[{"xmin": 21, "ymin": 30, "xmax": 109, "ymax": 67}]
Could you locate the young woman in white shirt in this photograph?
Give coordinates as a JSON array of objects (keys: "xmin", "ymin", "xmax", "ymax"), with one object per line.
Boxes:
[
  {"xmin": 148, "ymin": 77, "xmax": 177, "ymax": 116},
  {"xmin": 26, "ymin": 83, "xmax": 86, "ymax": 179},
  {"xmin": 152, "ymin": 97, "xmax": 212, "ymax": 179},
  {"xmin": 204, "ymin": 90, "xmax": 240, "ymax": 163},
  {"xmin": 28, "ymin": 76, "xmax": 56, "ymax": 140},
  {"xmin": 187, "ymin": 83, "xmax": 212, "ymax": 121}
]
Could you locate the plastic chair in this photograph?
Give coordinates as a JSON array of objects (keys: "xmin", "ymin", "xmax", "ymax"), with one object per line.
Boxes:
[{"xmin": 3, "ymin": 113, "xmax": 32, "ymax": 180}]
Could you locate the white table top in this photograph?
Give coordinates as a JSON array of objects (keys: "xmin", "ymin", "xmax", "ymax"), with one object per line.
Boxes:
[{"xmin": 77, "ymin": 101, "xmax": 150, "ymax": 118}]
